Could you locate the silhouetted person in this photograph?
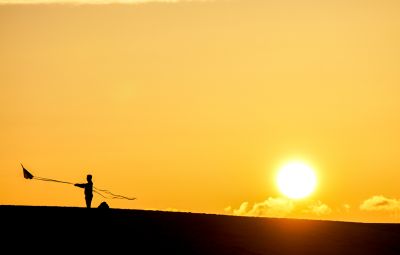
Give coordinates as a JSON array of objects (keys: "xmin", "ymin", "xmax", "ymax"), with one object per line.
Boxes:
[{"xmin": 75, "ymin": 174, "xmax": 93, "ymax": 208}]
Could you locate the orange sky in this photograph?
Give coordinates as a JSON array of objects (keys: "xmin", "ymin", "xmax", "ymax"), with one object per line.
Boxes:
[{"xmin": 1, "ymin": 0, "xmax": 400, "ymax": 223}]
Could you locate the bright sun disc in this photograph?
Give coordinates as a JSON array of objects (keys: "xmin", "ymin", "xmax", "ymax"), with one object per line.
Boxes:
[{"xmin": 277, "ymin": 162, "xmax": 317, "ymax": 199}]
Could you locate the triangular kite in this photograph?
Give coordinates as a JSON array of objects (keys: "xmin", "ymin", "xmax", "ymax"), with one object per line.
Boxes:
[{"xmin": 22, "ymin": 164, "xmax": 34, "ymax": 179}]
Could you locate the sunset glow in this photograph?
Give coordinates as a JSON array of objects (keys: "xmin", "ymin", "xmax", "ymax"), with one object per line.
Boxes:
[{"xmin": 1, "ymin": 0, "xmax": 400, "ymax": 223}]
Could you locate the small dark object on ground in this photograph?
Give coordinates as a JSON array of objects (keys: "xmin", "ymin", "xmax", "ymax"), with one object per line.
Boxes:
[{"xmin": 98, "ymin": 201, "xmax": 110, "ymax": 209}]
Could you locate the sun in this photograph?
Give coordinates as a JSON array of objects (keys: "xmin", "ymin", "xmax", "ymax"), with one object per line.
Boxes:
[{"xmin": 276, "ymin": 162, "xmax": 317, "ymax": 199}]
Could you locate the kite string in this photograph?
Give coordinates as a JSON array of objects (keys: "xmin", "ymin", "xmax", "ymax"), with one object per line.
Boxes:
[
  {"xmin": 33, "ymin": 176, "xmax": 73, "ymax": 185},
  {"xmin": 93, "ymin": 189, "xmax": 108, "ymax": 199},
  {"xmin": 93, "ymin": 186, "xmax": 136, "ymax": 201},
  {"xmin": 27, "ymin": 172, "xmax": 135, "ymax": 201}
]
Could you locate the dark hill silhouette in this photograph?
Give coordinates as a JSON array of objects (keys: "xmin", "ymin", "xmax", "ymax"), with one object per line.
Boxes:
[{"xmin": 1, "ymin": 205, "xmax": 400, "ymax": 254}]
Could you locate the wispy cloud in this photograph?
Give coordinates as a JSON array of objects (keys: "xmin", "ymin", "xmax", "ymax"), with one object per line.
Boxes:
[
  {"xmin": 302, "ymin": 200, "xmax": 332, "ymax": 216},
  {"xmin": 228, "ymin": 198, "xmax": 295, "ymax": 218},
  {"xmin": 360, "ymin": 195, "xmax": 400, "ymax": 211},
  {"xmin": 0, "ymin": 0, "xmax": 209, "ymax": 4},
  {"xmin": 226, "ymin": 197, "xmax": 332, "ymax": 218},
  {"xmin": 339, "ymin": 203, "xmax": 351, "ymax": 213}
]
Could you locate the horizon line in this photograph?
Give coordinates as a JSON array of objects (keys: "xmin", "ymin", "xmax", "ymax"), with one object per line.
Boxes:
[{"xmin": 0, "ymin": 204, "xmax": 384, "ymax": 224}]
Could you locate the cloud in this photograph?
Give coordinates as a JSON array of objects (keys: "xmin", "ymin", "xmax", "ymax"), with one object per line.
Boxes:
[
  {"xmin": 233, "ymin": 201, "xmax": 250, "ymax": 215},
  {"xmin": 224, "ymin": 206, "xmax": 232, "ymax": 214},
  {"xmin": 231, "ymin": 198, "xmax": 294, "ymax": 217},
  {"xmin": 0, "ymin": 0, "xmax": 209, "ymax": 4},
  {"xmin": 247, "ymin": 197, "xmax": 294, "ymax": 217},
  {"xmin": 303, "ymin": 201, "xmax": 332, "ymax": 216},
  {"xmin": 360, "ymin": 196, "xmax": 400, "ymax": 211},
  {"xmin": 227, "ymin": 197, "xmax": 333, "ymax": 218},
  {"xmin": 342, "ymin": 203, "xmax": 351, "ymax": 212}
]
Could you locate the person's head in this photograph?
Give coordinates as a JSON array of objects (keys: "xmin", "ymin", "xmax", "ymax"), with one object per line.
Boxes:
[{"xmin": 87, "ymin": 174, "xmax": 92, "ymax": 182}]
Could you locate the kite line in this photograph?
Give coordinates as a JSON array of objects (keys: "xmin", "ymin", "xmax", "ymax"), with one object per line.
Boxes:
[{"xmin": 21, "ymin": 163, "xmax": 136, "ymax": 201}]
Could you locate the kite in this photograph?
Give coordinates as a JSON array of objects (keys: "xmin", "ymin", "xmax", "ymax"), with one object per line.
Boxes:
[{"xmin": 21, "ymin": 163, "xmax": 136, "ymax": 201}]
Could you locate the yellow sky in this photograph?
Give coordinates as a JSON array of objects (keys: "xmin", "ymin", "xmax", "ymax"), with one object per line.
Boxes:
[{"xmin": 1, "ymin": 0, "xmax": 400, "ymax": 222}]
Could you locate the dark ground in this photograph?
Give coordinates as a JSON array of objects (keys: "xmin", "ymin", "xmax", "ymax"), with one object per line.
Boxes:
[{"xmin": 1, "ymin": 205, "xmax": 400, "ymax": 254}]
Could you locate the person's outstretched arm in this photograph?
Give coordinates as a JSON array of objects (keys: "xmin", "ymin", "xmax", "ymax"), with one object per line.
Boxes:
[{"xmin": 75, "ymin": 183, "xmax": 86, "ymax": 188}]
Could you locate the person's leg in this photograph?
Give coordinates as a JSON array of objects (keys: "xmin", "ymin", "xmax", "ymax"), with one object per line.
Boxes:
[{"xmin": 86, "ymin": 196, "xmax": 93, "ymax": 208}]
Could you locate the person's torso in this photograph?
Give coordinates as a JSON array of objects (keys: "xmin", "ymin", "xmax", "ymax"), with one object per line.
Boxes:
[{"xmin": 84, "ymin": 182, "xmax": 93, "ymax": 196}]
